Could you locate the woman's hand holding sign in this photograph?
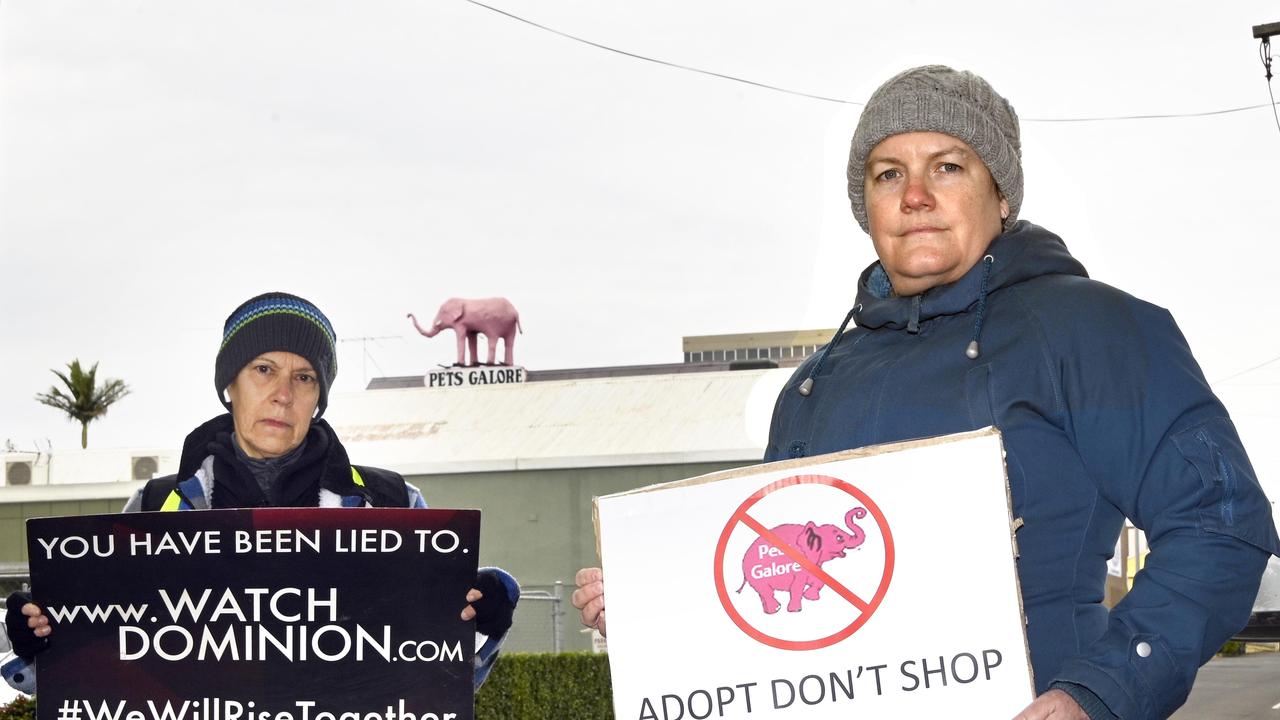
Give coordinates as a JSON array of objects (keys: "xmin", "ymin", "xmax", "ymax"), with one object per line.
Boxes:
[
  {"xmin": 463, "ymin": 568, "xmax": 518, "ymax": 638},
  {"xmin": 4, "ymin": 592, "xmax": 49, "ymax": 659},
  {"xmin": 21, "ymin": 604, "xmax": 49, "ymax": 639},
  {"xmin": 1010, "ymin": 689, "xmax": 1088, "ymax": 719},
  {"xmin": 571, "ymin": 567, "xmax": 607, "ymax": 637}
]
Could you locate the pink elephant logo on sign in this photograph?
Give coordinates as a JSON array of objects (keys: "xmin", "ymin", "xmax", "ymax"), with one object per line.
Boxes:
[{"xmin": 736, "ymin": 507, "xmax": 868, "ymax": 614}]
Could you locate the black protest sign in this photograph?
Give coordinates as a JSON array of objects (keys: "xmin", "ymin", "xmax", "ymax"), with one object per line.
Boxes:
[{"xmin": 26, "ymin": 508, "xmax": 479, "ymax": 720}]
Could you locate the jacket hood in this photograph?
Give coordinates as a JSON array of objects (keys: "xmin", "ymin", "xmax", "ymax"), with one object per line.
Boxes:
[
  {"xmin": 176, "ymin": 413, "xmax": 237, "ymax": 479},
  {"xmin": 854, "ymin": 220, "xmax": 1088, "ymax": 331}
]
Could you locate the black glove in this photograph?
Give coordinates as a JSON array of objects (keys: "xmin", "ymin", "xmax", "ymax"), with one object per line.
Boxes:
[
  {"xmin": 472, "ymin": 570, "xmax": 516, "ymax": 638},
  {"xmin": 5, "ymin": 591, "xmax": 49, "ymax": 661}
]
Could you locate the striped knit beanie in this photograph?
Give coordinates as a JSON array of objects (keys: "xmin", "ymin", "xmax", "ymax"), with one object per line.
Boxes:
[
  {"xmin": 847, "ymin": 65, "xmax": 1023, "ymax": 234},
  {"xmin": 215, "ymin": 292, "xmax": 338, "ymax": 418}
]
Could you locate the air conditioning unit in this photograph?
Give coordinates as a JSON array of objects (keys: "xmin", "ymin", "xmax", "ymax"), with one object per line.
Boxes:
[
  {"xmin": 5, "ymin": 461, "xmax": 32, "ymax": 486},
  {"xmin": 132, "ymin": 456, "xmax": 160, "ymax": 481},
  {"xmin": 4, "ymin": 460, "xmax": 50, "ymax": 486}
]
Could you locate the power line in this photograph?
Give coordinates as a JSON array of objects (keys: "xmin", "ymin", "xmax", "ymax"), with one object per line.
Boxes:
[
  {"xmin": 1260, "ymin": 36, "xmax": 1280, "ymax": 135},
  {"xmin": 461, "ymin": 0, "xmax": 1280, "ymax": 124},
  {"xmin": 1213, "ymin": 354, "xmax": 1280, "ymax": 385},
  {"xmin": 1021, "ymin": 101, "xmax": 1280, "ymax": 123},
  {"xmin": 1267, "ymin": 77, "xmax": 1280, "ymax": 134},
  {"xmin": 459, "ymin": 0, "xmax": 858, "ymax": 105}
]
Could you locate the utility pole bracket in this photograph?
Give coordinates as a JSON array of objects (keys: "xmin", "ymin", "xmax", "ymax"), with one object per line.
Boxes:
[{"xmin": 1253, "ymin": 22, "xmax": 1280, "ymax": 40}]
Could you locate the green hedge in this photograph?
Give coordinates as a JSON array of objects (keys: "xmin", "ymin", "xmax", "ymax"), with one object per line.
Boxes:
[
  {"xmin": 476, "ymin": 652, "xmax": 614, "ymax": 719},
  {"xmin": 0, "ymin": 696, "xmax": 33, "ymax": 720},
  {"xmin": 1, "ymin": 653, "xmax": 613, "ymax": 720}
]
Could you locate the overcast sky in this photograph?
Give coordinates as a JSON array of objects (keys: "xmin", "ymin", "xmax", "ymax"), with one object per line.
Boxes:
[{"xmin": 2, "ymin": 1, "xmax": 1279, "ymax": 470}]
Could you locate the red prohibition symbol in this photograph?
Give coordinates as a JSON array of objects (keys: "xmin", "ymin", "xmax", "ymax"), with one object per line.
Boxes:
[{"xmin": 713, "ymin": 474, "xmax": 895, "ymax": 651}]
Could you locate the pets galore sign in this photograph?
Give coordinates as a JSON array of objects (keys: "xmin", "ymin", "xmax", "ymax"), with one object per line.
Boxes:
[{"xmin": 426, "ymin": 366, "xmax": 526, "ymax": 389}]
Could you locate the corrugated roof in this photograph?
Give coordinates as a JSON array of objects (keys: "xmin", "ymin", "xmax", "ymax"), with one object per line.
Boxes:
[{"xmin": 328, "ymin": 368, "xmax": 793, "ymax": 474}]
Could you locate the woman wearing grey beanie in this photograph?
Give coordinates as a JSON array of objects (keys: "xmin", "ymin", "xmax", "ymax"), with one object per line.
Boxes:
[
  {"xmin": 779, "ymin": 65, "xmax": 1277, "ymax": 720},
  {"xmin": 577, "ymin": 66, "xmax": 1279, "ymax": 720}
]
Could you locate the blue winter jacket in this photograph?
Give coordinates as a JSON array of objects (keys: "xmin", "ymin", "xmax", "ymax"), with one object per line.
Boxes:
[{"xmin": 766, "ymin": 221, "xmax": 1280, "ymax": 719}]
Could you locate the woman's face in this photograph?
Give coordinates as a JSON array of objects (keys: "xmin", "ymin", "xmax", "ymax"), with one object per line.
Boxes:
[
  {"xmin": 864, "ymin": 132, "xmax": 1008, "ymax": 297},
  {"xmin": 226, "ymin": 351, "xmax": 319, "ymax": 459}
]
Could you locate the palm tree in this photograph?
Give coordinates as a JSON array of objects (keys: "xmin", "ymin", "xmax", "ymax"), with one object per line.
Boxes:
[{"xmin": 36, "ymin": 360, "xmax": 131, "ymax": 449}]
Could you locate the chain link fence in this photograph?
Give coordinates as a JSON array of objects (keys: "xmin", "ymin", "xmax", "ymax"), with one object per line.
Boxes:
[{"xmin": 503, "ymin": 582, "xmax": 567, "ymax": 654}]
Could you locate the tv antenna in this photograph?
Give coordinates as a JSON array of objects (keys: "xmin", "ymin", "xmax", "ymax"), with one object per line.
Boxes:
[{"xmin": 340, "ymin": 335, "xmax": 399, "ymax": 386}]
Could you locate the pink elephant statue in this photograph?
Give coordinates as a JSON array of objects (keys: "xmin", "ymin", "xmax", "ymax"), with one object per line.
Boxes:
[
  {"xmin": 408, "ymin": 297, "xmax": 522, "ymax": 367},
  {"xmin": 737, "ymin": 507, "xmax": 868, "ymax": 614}
]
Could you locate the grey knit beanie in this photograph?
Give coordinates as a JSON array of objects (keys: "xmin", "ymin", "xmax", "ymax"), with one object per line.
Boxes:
[
  {"xmin": 847, "ymin": 65, "xmax": 1023, "ymax": 234},
  {"xmin": 215, "ymin": 292, "xmax": 338, "ymax": 418}
]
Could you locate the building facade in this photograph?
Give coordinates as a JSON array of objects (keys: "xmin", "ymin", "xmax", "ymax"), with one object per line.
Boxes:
[{"xmin": 1, "ymin": 345, "xmax": 809, "ymax": 651}]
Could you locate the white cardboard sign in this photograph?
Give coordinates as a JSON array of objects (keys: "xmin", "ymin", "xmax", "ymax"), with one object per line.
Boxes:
[{"xmin": 595, "ymin": 428, "xmax": 1033, "ymax": 719}]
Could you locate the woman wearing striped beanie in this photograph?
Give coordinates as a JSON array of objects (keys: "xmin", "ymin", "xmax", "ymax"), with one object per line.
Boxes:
[{"xmin": 6, "ymin": 292, "xmax": 519, "ymax": 694}]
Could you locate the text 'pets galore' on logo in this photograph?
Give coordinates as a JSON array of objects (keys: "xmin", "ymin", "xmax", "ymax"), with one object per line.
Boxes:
[
  {"xmin": 737, "ymin": 506, "xmax": 868, "ymax": 614},
  {"xmin": 714, "ymin": 475, "xmax": 894, "ymax": 651}
]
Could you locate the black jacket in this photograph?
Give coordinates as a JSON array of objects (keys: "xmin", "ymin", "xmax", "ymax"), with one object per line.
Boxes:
[{"xmin": 135, "ymin": 414, "xmax": 411, "ymax": 511}]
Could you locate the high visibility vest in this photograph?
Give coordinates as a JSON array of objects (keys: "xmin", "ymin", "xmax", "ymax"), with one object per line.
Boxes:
[{"xmin": 153, "ymin": 466, "xmax": 371, "ymax": 510}]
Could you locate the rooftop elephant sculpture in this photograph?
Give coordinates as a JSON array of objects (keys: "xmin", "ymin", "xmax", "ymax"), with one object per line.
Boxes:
[{"xmin": 408, "ymin": 297, "xmax": 522, "ymax": 367}]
